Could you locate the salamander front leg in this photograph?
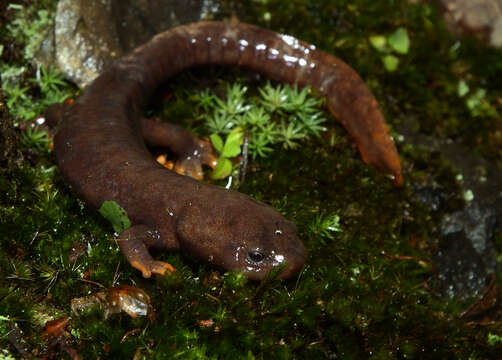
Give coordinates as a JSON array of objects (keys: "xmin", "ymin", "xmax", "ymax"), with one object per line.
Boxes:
[
  {"xmin": 141, "ymin": 117, "xmax": 217, "ymax": 180},
  {"xmin": 117, "ymin": 225, "xmax": 175, "ymax": 278}
]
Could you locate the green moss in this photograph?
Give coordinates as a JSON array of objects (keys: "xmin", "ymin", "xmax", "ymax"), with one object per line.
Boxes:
[{"xmin": 2, "ymin": 0, "xmax": 502, "ymax": 358}]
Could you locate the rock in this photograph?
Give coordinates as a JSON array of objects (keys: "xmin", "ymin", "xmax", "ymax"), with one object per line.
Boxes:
[
  {"xmin": 45, "ymin": 0, "xmax": 210, "ymax": 87},
  {"xmin": 440, "ymin": 0, "xmax": 502, "ymax": 47},
  {"xmin": 490, "ymin": 17, "xmax": 502, "ymax": 46},
  {"xmin": 435, "ymin": 230, "xmax": 493, "ymax": 299},
  {"xmin": 413, "ymin": 185, "xmax": 450, "ymax": 212},
  {"xmin": 437, "ymin": 201, "xmax": 498, "ymax": 299},
  {"xmin": 54, "ymin": 0, "xmax": 122, "ymax": 88},
  {"xmin": 441, "ymin": 202, "xmax": 497, "ymax": 260},
  {"xmin": 403, "ymin": 127, "xmax": 501, "ymax": 299}
]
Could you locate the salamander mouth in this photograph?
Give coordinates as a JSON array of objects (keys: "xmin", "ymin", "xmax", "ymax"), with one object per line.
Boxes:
[{"xmin": 276, "ymin": 244, "xmax": 308, "ymax": 279}]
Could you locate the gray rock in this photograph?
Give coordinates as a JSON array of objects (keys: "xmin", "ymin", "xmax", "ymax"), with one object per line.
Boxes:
[
  {"xmin": 401, "ymin": 124, "xmax": 501, "ymax": 299},
  {"xmin": 435, "ymin": 230, "xmax": 492, "ymax": 299},
  {"xmin": 440, "ymin": 0, "xmax": 502, "ymax": 47},
  {"xmin": 54, "ymin": 0, "xmax": 122, "ymax": 87},
  {"xmin": 439, "ymin": 200, "xmax": 498, "ymax": 299},
  {"xmin": 413, "ymin": 185, "xmax": 449, "ymax": 212},
  {"xmin": 441, "ymin": 203, "xmax": 497, "ymax": 258},
  {"xmin": 490, "ymin": 17, "xmax": 502, "ymax": 46},
  {"xmin": 46, "ymin": 0, "xmax": 211, "ymax": 88}
]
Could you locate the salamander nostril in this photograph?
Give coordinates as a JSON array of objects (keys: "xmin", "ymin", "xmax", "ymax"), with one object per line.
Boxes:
[{"xmin": 248, "ymin": 250, "xmax": 265, "ymax": 263}]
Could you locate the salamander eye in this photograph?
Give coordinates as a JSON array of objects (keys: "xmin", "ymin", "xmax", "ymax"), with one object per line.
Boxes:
[{"xmin": 248, "ymin": 249, "xmax": 265, "ymax": 263}]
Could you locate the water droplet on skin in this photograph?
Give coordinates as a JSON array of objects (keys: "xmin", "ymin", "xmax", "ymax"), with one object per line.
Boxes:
[
  {"xmin": 281, "ymin": 34, "xmax": 297, "ymax": 47},
  {"xmin": 267, "ymin": 48, "xmax": 279, "ymax": 60},
  {"xmin": 239, "ymin": 39, "xmax": 249, "ymax": 51},
  {"xmin": 283, "ymin": 54, "xmax": 299, "ymax": 66}
]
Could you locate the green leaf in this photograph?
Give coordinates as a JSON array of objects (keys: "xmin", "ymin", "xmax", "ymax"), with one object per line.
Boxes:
[
  {"xmin": 210, "ymin": 133, "xmax": 224, "ymax": 152},
  {"xmin": 382, "ymin": 55, "xmax": 399, "ymax": 72},
  {"xmin": 466, "ymin": 88, "xmax": 486, "ymax": 111},
  {"xmin": 388, "ymin": 28, "xmax": 409, "ymax": 54},
  {"xmin": 465, "ymin": 88, "xmax": 497, "ymax": 117},
  {"xmin": 369, "ymin": 35, "xmax": 387, "ymax": 52},
  {"xmin": 457, "ymin": 80, "xmax": 469, "ymax": 97},
  {"xmin": 488, "ymin": 333, "xmax": 502, "ymax": 346},
  {"xmin": 98, "ymin": 200, "xmax": 131, "ymax": 233},
  {"xmin": 221, "ymin": 127, "xmax": 243, "ymax": 158},
  {"xmin": 211, "ymin": 158, "xmax": 233, "ymax": 179}
]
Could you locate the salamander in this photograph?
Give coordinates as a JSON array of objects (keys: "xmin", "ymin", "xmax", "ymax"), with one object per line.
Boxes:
[{"xmin": 47, "ymin": 21, "xmax": 402, "ymax": 280}]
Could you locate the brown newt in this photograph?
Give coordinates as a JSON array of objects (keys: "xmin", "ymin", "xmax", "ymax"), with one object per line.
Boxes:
[{"xmin": 47, "ymin": 21, "xmax": 402, "ymax": 280}]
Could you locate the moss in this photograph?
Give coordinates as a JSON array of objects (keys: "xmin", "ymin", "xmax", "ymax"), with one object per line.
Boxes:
[{"xmin": 1, "ymin": 0, "xmax": 502, "ymax": 358}]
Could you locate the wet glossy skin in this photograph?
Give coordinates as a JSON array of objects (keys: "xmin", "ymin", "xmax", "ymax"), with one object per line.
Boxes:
[
  {"xmin": 173, "ymin": 183, "xmax": 307, "ymax": 279},
  {"xmin": 48, "ymin": 21, "xmax": 401, "ymax": 280}
]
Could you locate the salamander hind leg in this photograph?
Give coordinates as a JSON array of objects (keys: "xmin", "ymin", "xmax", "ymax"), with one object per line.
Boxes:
[
  {"xmin": 117, "ymin": 224, "xmax": 175, "ymax": 278},
  {"xmin": 141, "ymin": 117, "xmax": 217, "ymax": 180}
]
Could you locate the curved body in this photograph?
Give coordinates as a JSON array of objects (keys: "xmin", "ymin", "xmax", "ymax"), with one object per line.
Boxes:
[{"xmin": 51, "ymin": 21, "xmax": 402, "ymax": 280}]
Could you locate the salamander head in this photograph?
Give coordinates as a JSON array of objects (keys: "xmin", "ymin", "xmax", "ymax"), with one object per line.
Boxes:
[{"xmin": 176, "ymin": 190, "xmax": 307, "ymax": 280}]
